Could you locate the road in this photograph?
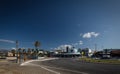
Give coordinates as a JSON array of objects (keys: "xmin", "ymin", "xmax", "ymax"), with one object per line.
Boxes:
[{"xmin": 31, "ymin": 58, "xmax": 120, "ymax": 74}]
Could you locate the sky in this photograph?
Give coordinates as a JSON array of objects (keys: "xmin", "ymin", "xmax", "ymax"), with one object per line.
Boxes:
[{"xmin": 0, "ymin": 0, "xmax": 120, "ymax": 50}]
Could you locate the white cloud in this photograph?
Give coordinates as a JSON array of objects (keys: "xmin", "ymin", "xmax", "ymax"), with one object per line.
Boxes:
[
  {"xmin": 83, "ymin": 32, "xmax": 91, "ymax": 38},
  {"xmin": 72, "ymin": 40, "xmax": 83, "ymax": 46},
  {"xmin": 79, "ymin": 41, "xmax": 83, "ymax": 45},
  {"xmin": 91, "ymin": 32, "xmax": 99, "ymax": 37},
  {"xmin": 82, "ymin": 32, "xmax": 99, "ymax": 38},
  {"xmin": 55, "ymin": 44, "xmax": 73, "ymax": 50},
  {"xmin": 72, "ymin": 43, "xmax": 78, "ymax": 46},
  {"xmin": 0, "ymin": 39, "xmax": 15, "ymax": 43},
  {"xmin": 12, "ymin": 47, "xmax": 16, "ymax": 50}
]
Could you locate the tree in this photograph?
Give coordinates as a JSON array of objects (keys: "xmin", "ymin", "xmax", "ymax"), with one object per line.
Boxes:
[
  {"xmin": 11, "ymin": 49, "xmax": 16, "ymax": 57},
  {"xmin": 31, "ymin": 49, "xmax": 34, "ymax": 53},
  {"xmin": 34, "ymin": 41, "xmax": 40, "ymax": 49},
  {"xmin": 23, "ymin": 49, "xmax": 26, "ymax": 53},
  {"xmin": 34, "ymin": 41, "xmax": 41, "ymax": 59},
  {"xmin": 27, "ymin": 48, "xmax": 31, "ymax": 54},
  {"xmin": 18, "ymin": 48, "xmax": 21, "ymax": 54}
]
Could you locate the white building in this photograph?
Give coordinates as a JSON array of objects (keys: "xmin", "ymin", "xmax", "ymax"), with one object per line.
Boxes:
[{"xmin": 53, "ymin": 45, "xmax": 81, "ymax": 57}]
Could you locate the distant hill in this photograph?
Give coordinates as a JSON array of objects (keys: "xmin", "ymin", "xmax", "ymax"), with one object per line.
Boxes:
[{"xmin": 0, "ymin": 49, "xmax": 9, "ymax": 53}]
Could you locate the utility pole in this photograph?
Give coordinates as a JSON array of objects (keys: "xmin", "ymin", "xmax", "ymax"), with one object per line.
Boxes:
[
  {"xmin": 95, "ymin": 44, "xmax": 97, "ymax": 52},
  {"xmin": 16, "ymin": 40, "xmax": 18, "ymax": 63}
]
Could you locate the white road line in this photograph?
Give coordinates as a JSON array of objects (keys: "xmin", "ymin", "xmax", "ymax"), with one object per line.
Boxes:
[
  {"xmin": 20, "ymin": 58, "xmax": 60, "ymax": 74},
  {"xmin": 20, "ymin": 58, "xmax": 59, "ymax": 66},
  {"xmin": 41, "ymin": 66, "xmax": 60, "ymax": 74},
  {"xmin": 39, "ymin": 65, "xmax": 89, "ymax": 74},
  {"xmin": 20, "ymin": 58, "xmax": 88, "ymax": 74},
  {"xmin": 25, "ymin": 63, "xmax": 60, "ymax": 74}
]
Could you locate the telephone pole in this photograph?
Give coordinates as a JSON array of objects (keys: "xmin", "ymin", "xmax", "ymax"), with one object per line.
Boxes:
[{"xmin": 95, "ymin": 44, "xmax": 97, "ymax": 52}]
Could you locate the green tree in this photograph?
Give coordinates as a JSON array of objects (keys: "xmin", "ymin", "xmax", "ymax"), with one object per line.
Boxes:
[
  {"xmin": 34, "ymin": 41, "xmax": 40, "ymax": 49},
  {"xmin": 22, "ymin": 49, "xmax": 26, "ymax": 53},
  {"xmin": 11, "ymin": 49, "xmax": 16, "ymax": 57},
  {"xmin": 27, "ymin": 48, "xmax": 31, "ymax": 54},
  {"xmin": 34, "ymin": 41, "xmax": 41, "ymax": 59}
]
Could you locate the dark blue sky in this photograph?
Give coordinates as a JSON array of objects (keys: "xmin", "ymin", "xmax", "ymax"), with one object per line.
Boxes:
[{"xmin": 0, "ymin": 0, "xmax": 120, "ymax": 50}]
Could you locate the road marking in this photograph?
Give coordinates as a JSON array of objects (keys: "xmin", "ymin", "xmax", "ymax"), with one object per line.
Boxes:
[
  {"xmin": 24, "ymin": 63, "xmax": 60, "ymax": 74},
  {"xmin": 21, "ymin": 58, "xmax": 88, "ymax": 74},
  {"xmin": 20, "ymin": 58, "xmax": 60, "ymax": 74},
  {"xmin": 39, "ymin": 65, "xmax": 89, "ymax": 74},
  {"xmin": 41, "ymin": 66, "xmax": 60, "ymax": 74},
  {"xmin": 20, "ymin": 58, "xmax": 59, "ymax": 66}
]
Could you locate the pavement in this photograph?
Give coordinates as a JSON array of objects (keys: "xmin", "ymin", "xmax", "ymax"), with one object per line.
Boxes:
[
  {"xmin": 0, "ymin": 59, "xmax": 54, "ymax": 74},
  {"xmin": 30, "ymin": 58, "xmax": 120, "ymax": 74}
]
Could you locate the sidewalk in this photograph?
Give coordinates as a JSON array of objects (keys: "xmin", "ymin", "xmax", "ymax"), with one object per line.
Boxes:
[{"xmin": 0, "ymin": 60, "xmax": 54, "ymax": 74}]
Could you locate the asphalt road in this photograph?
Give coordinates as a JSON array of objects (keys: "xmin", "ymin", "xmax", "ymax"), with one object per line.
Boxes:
[{"xmin": 32, "ymin": 58, "xmax": 120, "ymax": 74}]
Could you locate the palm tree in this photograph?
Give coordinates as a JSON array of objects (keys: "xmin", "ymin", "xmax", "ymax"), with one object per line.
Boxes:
[
  {"xmin": 34, "ymin": 41, "xmax": 40, "ymax": 49},
  {"xmin": 34, "ymin": 41, "xmax": 41, "ymax": 59}
]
